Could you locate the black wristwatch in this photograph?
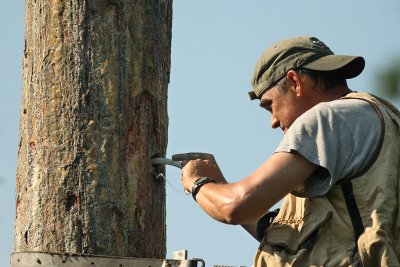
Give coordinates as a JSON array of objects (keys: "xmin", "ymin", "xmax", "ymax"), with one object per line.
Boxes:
[{"xmin": 191, "ymin": 177, "xmax": 217, "ymax": 201}]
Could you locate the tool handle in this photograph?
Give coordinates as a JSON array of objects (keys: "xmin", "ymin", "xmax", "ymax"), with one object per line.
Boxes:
[{"xmin": 151, "ymin": 157, "xmax": 182, "ymax": 169}]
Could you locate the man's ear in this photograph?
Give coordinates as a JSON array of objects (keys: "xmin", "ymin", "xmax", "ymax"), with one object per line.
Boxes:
[{"xmin": 286, "ymin": 70, "xmax": 303, "ymax": 96}]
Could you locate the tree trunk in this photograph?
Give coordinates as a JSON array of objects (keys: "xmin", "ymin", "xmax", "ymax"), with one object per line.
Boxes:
[{"xmin": 14, "ymin": 0, "xmax": 172, "ymax": 259}]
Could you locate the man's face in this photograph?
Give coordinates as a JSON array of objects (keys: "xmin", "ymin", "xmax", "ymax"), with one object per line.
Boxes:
[{"xmin": 259, "ymin": 83, "xmax": 307, "ymax": 134}]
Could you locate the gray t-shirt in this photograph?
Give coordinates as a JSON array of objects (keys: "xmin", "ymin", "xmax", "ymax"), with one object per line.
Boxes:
[{"xmin": 275, "ymin": 98, "xmax": 382, "ymax": 198}]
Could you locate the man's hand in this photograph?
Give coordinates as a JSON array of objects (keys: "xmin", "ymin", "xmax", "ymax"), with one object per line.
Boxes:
[
  {"xmin": 172, "ymin": 152, "xmax": 226, "ymax": 192},
  {"xmin": 172, "ymin": 151, "xmax": 316, "ymax": 226}
]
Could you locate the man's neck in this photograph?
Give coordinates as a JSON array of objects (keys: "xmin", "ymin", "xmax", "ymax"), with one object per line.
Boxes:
[{"xmin": 321, "ymin": 85, "xmax": 352, "ymax": 102}]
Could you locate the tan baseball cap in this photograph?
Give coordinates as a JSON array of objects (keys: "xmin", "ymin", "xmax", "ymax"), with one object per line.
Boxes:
[{"xmin": 249, "ymin": 36, "xmax": 365, "ymax": 100}]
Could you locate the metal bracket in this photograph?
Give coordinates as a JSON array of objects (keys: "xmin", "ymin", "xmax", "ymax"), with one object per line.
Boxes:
[
  {"xmin": 172, "ymin": 250, "xmax": 188, "ymax": 260},
  {"xmin": 10, "ymin": 252, "xmax": 205, "ymax": 267}
]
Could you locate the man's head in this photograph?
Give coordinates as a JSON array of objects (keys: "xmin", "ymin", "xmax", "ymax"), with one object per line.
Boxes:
[
  {"xmin": 251, "ymin": 36, "xmax": 365, "ymax": 133},
  {"xmin": 249, "ymin": 36, "xmax": 365, "ymax": 100}
]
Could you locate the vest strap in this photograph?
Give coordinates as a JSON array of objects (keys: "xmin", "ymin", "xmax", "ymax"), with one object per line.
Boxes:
[{"xmin": 341, "ymin": 180, "xmax": 365, "ymax": 267}]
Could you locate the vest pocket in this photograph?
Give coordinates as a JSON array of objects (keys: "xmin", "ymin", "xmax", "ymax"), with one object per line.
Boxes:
[{"xmin": 265, "ymin": 210, "xmax": 333, "ymax": 254}]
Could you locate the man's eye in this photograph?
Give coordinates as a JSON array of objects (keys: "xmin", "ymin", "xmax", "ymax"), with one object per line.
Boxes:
[
  {"xmin": 261, "ymin": 102, "xmax": 272, "ymax": 112},
  {"xmin": 259, "ymin": 99, "xmax": 273, "ymax": 112}
]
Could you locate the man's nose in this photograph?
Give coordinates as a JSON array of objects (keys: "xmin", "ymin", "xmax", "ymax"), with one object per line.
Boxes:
[{"xmin": 270, "ymin": 114, "xmax": 280, "ymax": 129}]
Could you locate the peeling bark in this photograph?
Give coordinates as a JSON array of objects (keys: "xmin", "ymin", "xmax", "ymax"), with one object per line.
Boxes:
[{"xmin": 14, "ymin": 0, "xmax": 172, "ymax": 259}]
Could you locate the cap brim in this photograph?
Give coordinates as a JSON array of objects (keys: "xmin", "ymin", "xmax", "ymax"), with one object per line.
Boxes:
[
  {"xmin": 248, "ymin": 91, "xmax": 258, "ymax": 100},
  {"xmin": 303, "ymin": 55, "xmax": 365, "ymax": 79},
  {"xmin": 248, "ymin": 55, "xmax": 365, "ymax": 100}
]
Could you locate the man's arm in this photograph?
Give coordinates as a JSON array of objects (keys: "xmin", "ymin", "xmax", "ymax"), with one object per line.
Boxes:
[{"xmin": 178, "ymin": 152, "xmax": 317, "ymax": 225}]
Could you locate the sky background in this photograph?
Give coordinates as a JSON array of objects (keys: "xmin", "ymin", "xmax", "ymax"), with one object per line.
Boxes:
[{"xmin": 1, "ymin": 1, "xmax": 400, "ymax": 266}]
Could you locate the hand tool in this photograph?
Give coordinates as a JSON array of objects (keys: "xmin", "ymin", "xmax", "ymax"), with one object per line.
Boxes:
[{"xmin": 151, "ymin": 157, "xmax": 182, "ymax": 169}]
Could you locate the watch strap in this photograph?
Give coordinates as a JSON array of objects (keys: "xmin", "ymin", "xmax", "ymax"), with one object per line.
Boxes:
[{"xmin": 191, "ymin": 177, "xmax": 217, "ymax": 201}]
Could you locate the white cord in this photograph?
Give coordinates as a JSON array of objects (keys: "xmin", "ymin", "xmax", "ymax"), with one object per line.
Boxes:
[{"xmin": 156, "ymin": 173, "xmax": 186, "ymax": 194}]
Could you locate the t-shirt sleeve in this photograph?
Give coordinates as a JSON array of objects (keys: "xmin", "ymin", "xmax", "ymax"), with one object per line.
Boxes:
[{"xmin": 275, "ymin": 99, "xmax": 382, "ymax": 197}]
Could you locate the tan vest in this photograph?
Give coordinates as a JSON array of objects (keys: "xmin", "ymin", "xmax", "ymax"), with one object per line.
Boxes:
[{"xmin": 254, "ymin": 93, "xmax": 400, "ymax": 267}]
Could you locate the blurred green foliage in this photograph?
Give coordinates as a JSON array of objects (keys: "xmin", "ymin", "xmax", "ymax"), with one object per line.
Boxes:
[{"xmin": 377, "ymin": 59, "xmax": 400, "ymax": 98}]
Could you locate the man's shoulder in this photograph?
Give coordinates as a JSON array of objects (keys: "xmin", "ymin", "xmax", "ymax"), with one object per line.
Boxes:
[
  {"xmin": 311, "ymin": 97, "xmax": 378, "ymax": 118},
  {"xmin": 291, "ymin": 96, "xmax": 380, "ymax": 137},
  {"xmin": 326, "ymin": 97, "xmax": 373, "ymax": 108}
]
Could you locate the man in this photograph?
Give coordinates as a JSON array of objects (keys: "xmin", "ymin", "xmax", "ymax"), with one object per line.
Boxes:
[{"xmin": 173, "ymin": 36, "xmax": 400, "ymax": 266}]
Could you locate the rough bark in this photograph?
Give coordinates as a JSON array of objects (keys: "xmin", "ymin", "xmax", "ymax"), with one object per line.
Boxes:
[{"xmin": 14, "ymin": 0, "xmax": 172, "ymax": 259}]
